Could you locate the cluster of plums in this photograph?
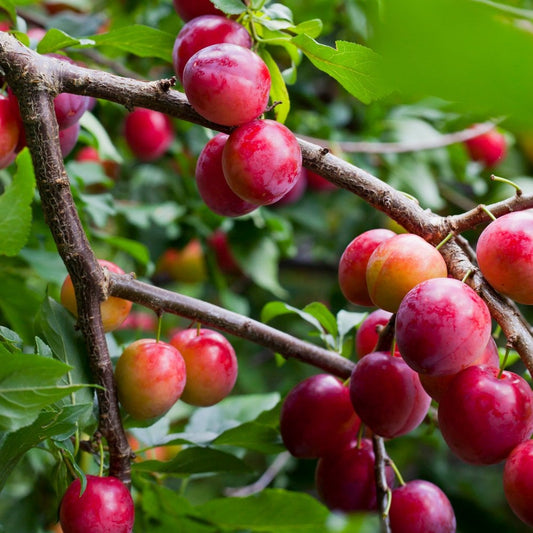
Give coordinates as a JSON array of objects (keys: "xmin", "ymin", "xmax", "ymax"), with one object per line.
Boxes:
[
  {"xmin": 170, "ymin": 13, "xmax": 303, "ymax": 216},
  {"xmin": 280, "ymin": 209, "xmax": 533, "ymax": 529}
]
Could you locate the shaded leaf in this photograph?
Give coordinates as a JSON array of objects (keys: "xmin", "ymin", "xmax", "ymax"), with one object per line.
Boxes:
[
  {"xmin": 292, "ymin": 34, "xmax": 390, "ymax": 104},
  {"xmin": 0, "ymin": 149, "xmax": 36, "ymax": 256}
]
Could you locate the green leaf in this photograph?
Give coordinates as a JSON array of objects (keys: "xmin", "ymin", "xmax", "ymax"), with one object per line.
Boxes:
[
  {"xmin": 36, "ymin": 28, "xmax": 95, "ymax": 54},
  {"xmin": 79, "ymin": 112, "xmax": 123, "ymax": 163},
  {"xmin": 262, "ymin": 301, "xmax": 322, "ymax": 332},
  {"xmin": 0, "ymin": 272, "xmax": 41, "ymax": 344},
  {"xmin": 0, "ymin": 403, "xmax": 91, "ymax": 492},
  {"xmin": 94, "ymin": 232, "xmax": 150, "ymax": 266},
  {"xmin": 291, "ymin": 34, "xmax": 390, "ymax": 104},
  {"xmin": 197, "ymin": 489, "xmax": 329, "ymax": 533},
  {"xmin": 133, "ymin": 446, "xmax": 251, "ymax": 474},
  {"xmin": 259, "ymin": 48, "xmax": 290, "ymax": 124},
  {"xmin": 34, "ymin": 297, "xmax": 95, "ymax": 414},
  {"xmin": 302, "ymin": 302, "xmax": 338, "ymax": 337},
  {"xmin": 0, "ymin": 149, "xmax": 36, "ymax": 256},
  {"xmin": 291, "ymin": 19, "xmax": 323, "ymax": 38},
  {"xmin": 0, "ymin": 350, "xmax": 88, "ymax": 431},
  {"xmin": 211, "ymin": 0, "xmax": 247, "ymax": 15},
  {"xmin": 214, "ymin": 422, "xmax": 284, "ymax": 454},
  {"xmin": 90, "ymin": 25, "xmax": 175, "ymax": 62}
]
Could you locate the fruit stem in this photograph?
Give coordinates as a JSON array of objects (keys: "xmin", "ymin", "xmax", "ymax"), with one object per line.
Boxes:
[
  {"xmin": 479, "ymin": 204, "xmax": 497, "ymax": 221},
  {"xmin": 490, "ymin": 174, "xmax": 523, "ymax": 196},
  {"xmin": 356, "ymin": 422, "xmax": 365, "ymax": 449},
  {"xmin": 98, "ymin": 439, "xmax": 105, "ymax": 477},
  {"xmin": 382, "ymin": 488, "xmax": 393, "ymax": 519},
  {"xmin": 387, "ymin": 457, "xmax": 406, "ymax": 487},
  {"xmin": 460, "ymin": 269, "xmax": 473, "ymax": 283},
  {"xmin": 498, "ymin": 345, "xmax": 510, "ymax": 379},
  {"xmin": 156, "ymin": 312, "xmax": 163, "ymax": 343},
  {"xmin": 435, "ymin": 231, "xmax": 455, "ymax": 250}
]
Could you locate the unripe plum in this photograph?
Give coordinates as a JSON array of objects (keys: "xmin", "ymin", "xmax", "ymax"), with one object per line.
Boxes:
[
  {"xmin": 172, "ymin": 0, "xmax": 223, "ymax": 21},
  {"xmin": 195, "ymin": 133, "xmax": 256, "ymax": 217},
  {"xmin": 172, "ymin": 15, "xmax": 251, "ymax": 81},
  {"xmin": 315, "ymin": 438, "xmax": 394, "ymax": 512},
  {"xmin": 355, "ymin": 308, "xmax": 395, "ymax": 358},
  {"xmin": 395, "ymin": 278, "xmax": 492, "ymax": 376},
  {"xmin": 124, "ymin": 108, "xmax": 174, "ymax": 161},
  {"xmin": 366, "ymin": 233, "xmax": 448, "ymax": 312},
  {"xmin": 183, "ymin": 43, "xmax": 271, "ymax": 126},
  {"xmin": 438, "ymin": 364, "xmax": 533, "ymax": 464},
  {"xmin": 349, "ymin": 351, "xmax": 431, "ymax": 439},
  {"xmin": 169, "ymin": 328, "xmax": 238, "ymax": 406},
  {"xmin": 476, "ymin": 210, "xmax": 533, "ymax": 305},
  {"xmin": 503, "ymin": 439, "xmax": 533, "ymax": 528},
  {"xmin": 419, "ymin": 337, "xmax": 499, "ymax": 402},
  {"xmin": 338, "ymin": 229, "xmax": 395, "ymax": 306},
  {"xmin": 155, "ymin": 239, "xmax": 207, "ymax": 283},
  {"xmin": 60, "ymin": 259, "xmax": 132, "ymax": 332},
  {"xmin": 279, "ymin": 374, "xmax": 361, "ymax": 458},
  {"xmin": 59, "ymin": 475, "xmax": 134, "ymax": 533},
  {"xmin": 115, "ymin": 339, "xmax": 187, "ymax": 420},
  {"xmin": 222, "ymin": 119, "xmax": 302, "ymax": 205},
  {"xmin": 389, "ymin": 480, "xmax": 456, "ymax": 533},
  {"xmin": 464, "ymin": 127, "xmax": 507, "ymax": 167}
]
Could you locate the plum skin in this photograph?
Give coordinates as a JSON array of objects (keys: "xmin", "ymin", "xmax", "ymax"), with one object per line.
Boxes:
[
  {"xmin": 476, "ymin": 210, "xmax": 533, "ymax": 305},
  {"xmin": 222, "ymin": 119, "xmax": 302, "ymax": 205},
  {"xmin": 115, "ymin": 339, "xmax": 187, "ymax": 420},
  {"xmin": 169, "ymin": 328, "xmax": 238, "ymax": 406},
  {"xmin": 183, "ymin": 43, "xmax": 271, "ymax": 127},
  {"xmin": 59, "ymin": 475, "xmax": 134, "ymax": 533}
]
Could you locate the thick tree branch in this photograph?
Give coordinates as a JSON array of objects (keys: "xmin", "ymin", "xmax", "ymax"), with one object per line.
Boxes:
[{"xmin": 0, "ymin": 33, "xmax": 132, "ymax": 484}]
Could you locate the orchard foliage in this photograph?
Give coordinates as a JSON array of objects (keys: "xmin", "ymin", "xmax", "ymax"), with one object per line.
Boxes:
[{"xmin": 0, "ymin": 0, "xmax": 533, "ymax": 532}]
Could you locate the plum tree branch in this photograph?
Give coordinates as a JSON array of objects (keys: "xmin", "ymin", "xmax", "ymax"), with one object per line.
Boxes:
[
  {"xmin": 0, "ymin": 33, "xmax": 133, "ymax": 484},
  {"xmin": 107, "ymin": 272, "xmax": 355, "ymax": 379}
]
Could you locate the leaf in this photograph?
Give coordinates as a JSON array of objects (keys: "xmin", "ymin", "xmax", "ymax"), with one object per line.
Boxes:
[
  {"xmin": 0, "ymin": 272, "xmax": 41, "ymax": 344},
  {"xmin": 259, "ymin": 48, "xmax": 290, "ymax": 124},
  {"xmin": 94, "ymin": 232, "xmax": 150, "ymax": 266},
  {"xmin": 197, "ymin": 489, "xmax": 329, "ymax": 533},
  {"xmin": 0, "ymin": 149, "xmax": 36, "ymax": 256},
  {"xmin": 303, "ymin": 302, "xmax": 338, "ymax": 337},
  {"xmin": 0, "ymin": 403, "xmax": 91, "ymax": 491},
  {"xmin": 36, "ymin": 28, "xmax": 95, "ymax": 54},
  {"xmin": 261, "ymin": 301, "xmax": 322, "ymax": 332},
  {"xmin": 337, "ymin": 310, "xmax": 367, "ymax": 339},
  {"xmin": 214, "ymin": 422, "xmax": 284, "ymax": 454},
  {"xmin": 34, "ymin": 297, "xmax": 95, "ymax": 414},
  {"xmin": 133, "ymin": 446, "xmax": 251, "ymax": 474},
  {"xmin": 211, "ymin": 0, "xmax": 247, "ymax": 15},
  {"xmin": 79, "ymin": 112, "xmax": 123, "ymax": 163},
  {"xmin": 291, "ymin": 19, "xmax": 323, "ymax": 38},
  {"xmin": 291, "ymin": 34, "xmax": 390, "ymax": 104},
  {"xmin": 0, "ymin": 349, "xmax": 90, "ymax": 431},
  {"xmin": 90, "ymin": 25, "xmax": 175, "ymax": 62}
]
